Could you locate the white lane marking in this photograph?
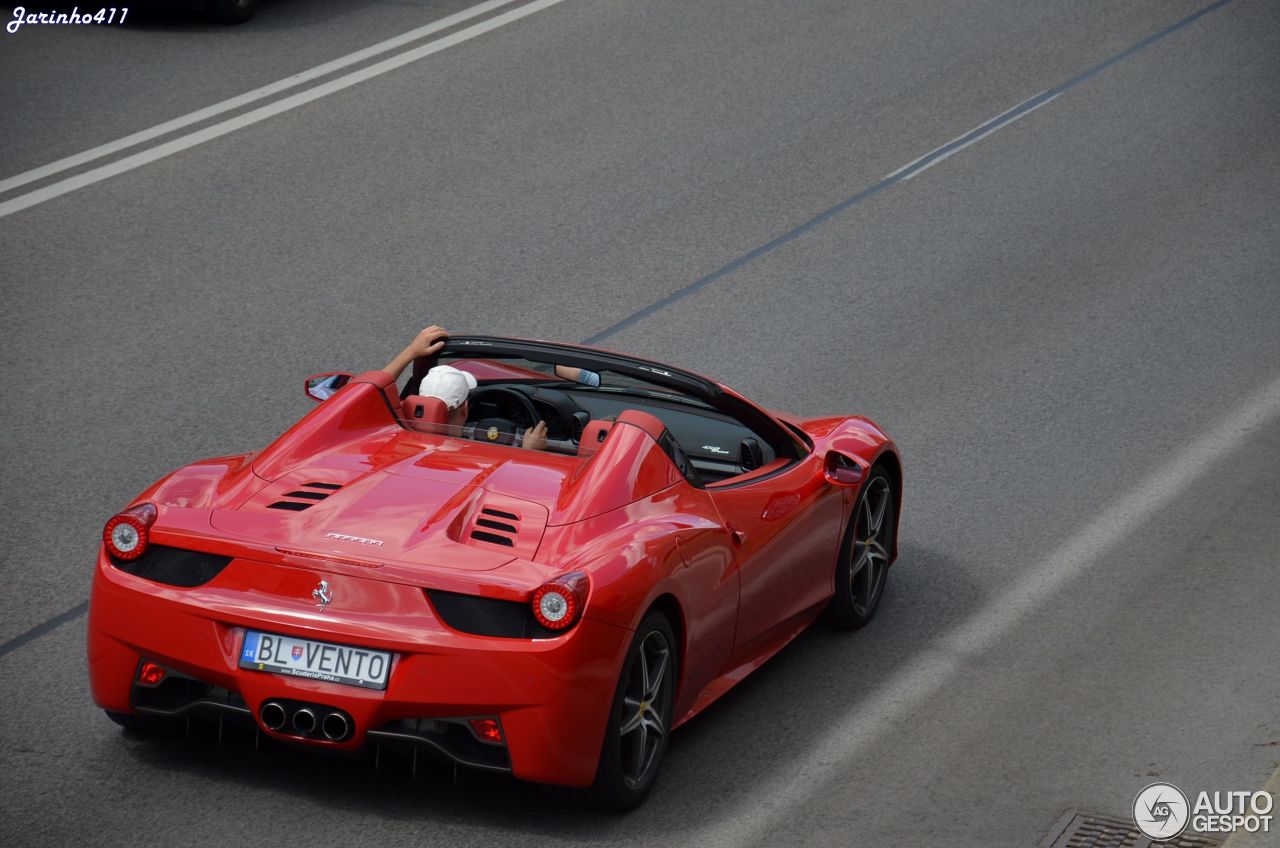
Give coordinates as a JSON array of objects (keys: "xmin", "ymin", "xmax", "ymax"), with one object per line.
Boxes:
[
  {"xmin": 0, "ymin": 0, "xmax": 523, "ymax": 197},
  {"xmin": 693, "ymin": 373, "xmax": 1280, "ymax": 848},
  {"xmin": 0, "ymin": 0, "xmax": 569, "ymax": 219},
  {"xmin": 882, "ymin": 91, "xmax": 1060, "ymax": 181}
]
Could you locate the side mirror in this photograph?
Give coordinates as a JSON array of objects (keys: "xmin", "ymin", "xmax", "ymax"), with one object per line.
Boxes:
[
  {"xmin": 824, "ymin": 450, "xmax": 865, "ymax": 487},
  {"xmin": 305, "ymin": 372, "xmax": 352, "ymax": 402}
]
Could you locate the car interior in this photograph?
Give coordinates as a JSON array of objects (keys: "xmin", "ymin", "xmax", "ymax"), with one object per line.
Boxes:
[{"xmin": 398, "ymin": 344, "xmax": 807, "ymax": 487}]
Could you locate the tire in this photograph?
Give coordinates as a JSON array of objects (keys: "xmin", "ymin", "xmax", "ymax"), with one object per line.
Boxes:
[
  {"xmin": 569, "ymin": 611, "xmax": 678, "ymax": 812},
  {"xmin": 821, "ymin": 468, "xmax": 895, "ymax": 629},
  {"xmin": 207, "ymin": 0, "xmax": 257, "ymax": 24}
]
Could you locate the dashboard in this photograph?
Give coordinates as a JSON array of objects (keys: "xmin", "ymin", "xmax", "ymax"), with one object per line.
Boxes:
[{"xmin": 466, "ymin": 382, "xmax": 778, "ymax": 482}]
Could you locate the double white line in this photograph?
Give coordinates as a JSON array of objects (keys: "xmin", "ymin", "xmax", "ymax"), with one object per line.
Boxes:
[{"xmin": 0, "ymin": 0, "xmax": 568, "ymax": 219}]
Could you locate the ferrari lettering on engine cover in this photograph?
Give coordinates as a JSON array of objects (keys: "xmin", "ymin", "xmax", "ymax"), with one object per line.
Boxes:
[{"xmin": 323, "ymin": 532, "xmax": 384, "ymax": 546}]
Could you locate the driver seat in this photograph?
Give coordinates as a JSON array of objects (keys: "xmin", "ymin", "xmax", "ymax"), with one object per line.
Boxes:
[{"xmin": 401, "ymin": 395, "xmax": 449, "ymax": 433}]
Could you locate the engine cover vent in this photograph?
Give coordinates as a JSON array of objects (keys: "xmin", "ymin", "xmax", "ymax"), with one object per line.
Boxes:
[{"xmin": 267, "ymin": 481, "xmax": 343, "ymax": 512}]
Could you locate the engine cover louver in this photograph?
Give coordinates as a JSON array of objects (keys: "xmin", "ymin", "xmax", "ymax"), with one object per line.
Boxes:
[
  {"xmin": 469, "ymin": 507, "xmax": 520, "ymax": 547},
  {"xmin": 267, "ymin": 481, "xmax": 343, "ymax": 512}
]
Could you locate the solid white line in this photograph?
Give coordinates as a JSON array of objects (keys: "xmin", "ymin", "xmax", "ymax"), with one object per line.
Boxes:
[
  {"xmin": 881, "ymin": 91, "xmax": 1054, "ymax": 181},
  {"xmin": 692, "ymin": 373, "xmax": 1280, "ymax": 848},
  {"xmin": 0, "ymin": 0, "xmax": 524, "ymax": 197}
]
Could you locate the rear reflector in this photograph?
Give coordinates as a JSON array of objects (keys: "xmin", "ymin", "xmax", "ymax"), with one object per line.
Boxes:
[
  {"xmin": 136, "ymin": 661, "xmax": 166, "ymax": 687},
  {"xmin": 468, "ymin": 717, "xmax": 504, "ymax": 745}
]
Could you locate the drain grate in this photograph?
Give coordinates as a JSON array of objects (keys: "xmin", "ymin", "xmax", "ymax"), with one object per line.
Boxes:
[{"xmin": 1038, "ymin": 811, "xmax": 1224, "ymax": 848}]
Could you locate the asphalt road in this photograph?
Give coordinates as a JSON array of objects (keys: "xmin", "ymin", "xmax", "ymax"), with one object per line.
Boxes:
[{"xmin": 2, "ymin": 1, "xmax": 1278, "ymax": 846}]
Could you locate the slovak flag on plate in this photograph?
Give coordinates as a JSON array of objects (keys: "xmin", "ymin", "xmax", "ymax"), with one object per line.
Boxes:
[{"xmin": 291, "ymin": 645, "xmax": 304, "ymax": 661}]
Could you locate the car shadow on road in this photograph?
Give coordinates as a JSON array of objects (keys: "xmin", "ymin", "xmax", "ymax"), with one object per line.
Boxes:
[{"xmin": 115, "ymin": 541, "xmax": 982, "ymax": 841}]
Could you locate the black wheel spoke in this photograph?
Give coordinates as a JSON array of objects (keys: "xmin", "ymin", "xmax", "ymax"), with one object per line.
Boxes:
[
  {"xmin": 849, "ymin": 477, "xmax": 892, "ymax": 617},
  {"xmin": 619, "ymin": 629, "xmax": 672, "ymax": 789}
]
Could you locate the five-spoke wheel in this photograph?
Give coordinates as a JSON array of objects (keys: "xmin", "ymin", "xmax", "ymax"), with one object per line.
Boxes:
[
  {"xmin": 823, "ymin": 468, "xmax": 896, "ymax": 629},
  {"xmin": 576, "ymin": 611, "xmax": 677, "ymax": 811}
]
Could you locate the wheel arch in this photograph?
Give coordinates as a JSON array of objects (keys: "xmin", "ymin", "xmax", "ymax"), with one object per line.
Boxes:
[
  {"xmin": 869, "ymin": 448, "xmax": 903, "ymax": 562},
  {"xmin": 644, "ymin": 593, "xmax": 687, "ymax": 699}
]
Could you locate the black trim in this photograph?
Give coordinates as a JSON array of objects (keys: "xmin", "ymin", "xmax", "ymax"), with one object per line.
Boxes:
[
  {"xmin": 469, "ymin": 530, "xmax": 514, "ymax": 547},
  {"xmin": 659, "ymin": 430, "xmax": 703, "ymax": 487},
  {"xmin": 110, "ymin": 545, "xmax": 233, "ymax": 587},
  {"xmin": 367, "ymin": 717, "xmax": 510, "ymax": 773},
  {"xmin": 267, "ymin": 500, "xmax": 311, "ymax": 511},
  {"xmin": 303, "ymin": 482, "xmax": 342, "ymax": 490},
  {"xmin": 475, "ymin": 518, "xmax": 518, "ymax": 533},
  {"xmin": 426, "ymin": 589, "xmax": 557, "ymax": 638},
  {"xmin": 284, "ymin": 490, "xmax": 329, "ymax": 501},
  {"xmin": 481, "ymin": 507, "xmax": 519, "ymax": 521}
]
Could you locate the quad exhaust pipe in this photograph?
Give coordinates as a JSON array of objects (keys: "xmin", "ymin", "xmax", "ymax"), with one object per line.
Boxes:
[
  {"xmin": 260, "ymin": 701, "xmax": 287, "ymax": 731},
  {"xmin": 258, "ymin": 700, "xmax": 351, "ymax": 741},
  {"xmin": 292, "ymin": 707, "xmax": 317, "ymax": 735},
  {"xmin": 321, "ymin": 711, "xmax": 350, "ymax": 742}
]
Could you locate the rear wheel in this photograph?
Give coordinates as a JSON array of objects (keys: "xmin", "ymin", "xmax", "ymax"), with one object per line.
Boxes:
[
  {"xmin": 822, "ymin": 469, "xmax": 895, "ymax": 629},
  {"xmin": 572, "ymin": 611, "xmax": 677, "ymax": 811}
]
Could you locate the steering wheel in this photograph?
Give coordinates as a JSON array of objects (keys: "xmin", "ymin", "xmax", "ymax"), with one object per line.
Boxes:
[{"xmin": 466, "ymin": 386, "xmax": 541, "ymax": 446}]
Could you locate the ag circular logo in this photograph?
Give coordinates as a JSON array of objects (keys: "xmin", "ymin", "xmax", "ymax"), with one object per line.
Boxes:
[{"xmin": 1133, "ymin": 782, "xmax": 1190, "ymax": 840}]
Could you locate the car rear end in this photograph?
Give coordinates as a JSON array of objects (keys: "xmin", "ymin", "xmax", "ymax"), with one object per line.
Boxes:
[{"xmin": 88, "ymin": 529, "xmax": 629, "ymax": 787}]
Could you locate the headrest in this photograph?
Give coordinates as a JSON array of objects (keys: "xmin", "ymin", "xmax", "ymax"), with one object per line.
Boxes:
[
  {"xmin": 577, "ymin": 419, "xmax": 614, "ymax": 456},
  {"xmin": 401, "ymin": 395, "xmax": 449, "ymax": 432}
]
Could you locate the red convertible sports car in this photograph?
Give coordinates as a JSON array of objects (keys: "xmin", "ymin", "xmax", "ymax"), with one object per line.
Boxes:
[{"xmin": 88, "ymin": 336, "xmax": 901, "ymax": 810}]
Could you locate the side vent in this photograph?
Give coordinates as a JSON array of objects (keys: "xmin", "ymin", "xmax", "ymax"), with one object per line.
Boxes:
[
  {"xmin": 267, "ymin": 481, "xmax": 342, "ymax": 512},
  {"xmin": 469, "ymin": 507, "xmax": 520, "ymax": 548}
]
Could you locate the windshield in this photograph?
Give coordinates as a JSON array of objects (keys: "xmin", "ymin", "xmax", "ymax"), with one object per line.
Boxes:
[
  {"xmin": 394, "ymin": 413, "xmax": 596, "ymax": 459},
  {"xmin": 430, "ymin": 354, "xmax": 714, "ymax": 411}
]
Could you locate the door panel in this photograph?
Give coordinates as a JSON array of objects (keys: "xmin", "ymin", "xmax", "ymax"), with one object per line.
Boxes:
[{"xmin": 708, "ymin": 454, "xmax": 845, "ymax": 664}]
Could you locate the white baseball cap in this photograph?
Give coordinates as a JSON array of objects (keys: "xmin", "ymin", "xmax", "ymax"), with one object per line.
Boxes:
[{"xmin": 418, "ymin": 365, "xmax": 477, "ymax": 410}]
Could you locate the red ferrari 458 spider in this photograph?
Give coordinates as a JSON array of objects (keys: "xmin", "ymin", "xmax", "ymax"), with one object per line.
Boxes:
[{"xmin": 88, "ymin": 336, "xmax": 901, "ymax": 810}]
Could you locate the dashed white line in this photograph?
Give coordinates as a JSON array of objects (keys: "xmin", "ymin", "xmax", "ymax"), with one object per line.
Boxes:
[
  {"xmin": 0, "ymin": 0, "xmax": 568, "ymax": 219},
  {"xmin": 884, "ymin": 90, "xmax": 1061, "ymax": 182}
]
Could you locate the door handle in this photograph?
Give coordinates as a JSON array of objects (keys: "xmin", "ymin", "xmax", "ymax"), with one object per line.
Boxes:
[{"xmin": 728, "ymin": 526, "xmax": 747, "ymax": 547}]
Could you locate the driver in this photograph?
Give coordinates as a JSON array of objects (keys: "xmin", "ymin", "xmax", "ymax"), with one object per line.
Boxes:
[{"xmin": 382, "ymin": 325, "xmax": 548, "ymax": 451}]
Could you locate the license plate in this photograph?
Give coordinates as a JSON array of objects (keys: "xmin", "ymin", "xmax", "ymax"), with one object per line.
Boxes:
[{"xmin": 239, "ymin": 630, "xmax": 392, "ymax": 690}]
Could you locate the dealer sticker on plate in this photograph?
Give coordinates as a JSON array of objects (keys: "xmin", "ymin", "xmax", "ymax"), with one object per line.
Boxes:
[{"xmin": 239, "ymin": 630, "xmax": 391, "ymax": 690}]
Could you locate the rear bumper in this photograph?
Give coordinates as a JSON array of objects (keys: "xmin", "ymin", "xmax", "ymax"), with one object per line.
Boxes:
[{"xmin": 87, "ymin": 549, "xmax": 629, "ymax": 787}]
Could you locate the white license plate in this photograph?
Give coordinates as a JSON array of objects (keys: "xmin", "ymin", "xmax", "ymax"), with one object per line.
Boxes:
[{"xmin": 239, "ymin": 630, "xmax": 391, "ymax": 690}]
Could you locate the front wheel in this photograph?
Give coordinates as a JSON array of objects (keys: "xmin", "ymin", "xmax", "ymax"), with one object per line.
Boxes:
[
  {"xmin": 574, "ymin": 611, "xmax": 677, "ymax": 811},
  {"xmin": 821, "ymin": 469, "xmax": 895, "ymax": 629}
]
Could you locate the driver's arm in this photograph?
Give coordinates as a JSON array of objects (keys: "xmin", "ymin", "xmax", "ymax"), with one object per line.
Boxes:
[
  {"xmin": 382, "ymin": 325, "xmax": 448, "ymax": 381},
  {"xmin": 521, "ymin": 421, "xmax": 548, "ymax": 451}
]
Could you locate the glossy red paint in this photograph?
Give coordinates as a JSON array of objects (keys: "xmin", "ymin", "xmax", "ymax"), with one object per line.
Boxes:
[{"xmin": 88, "ymin": 338, "xmax": 900, "ymax": 792}]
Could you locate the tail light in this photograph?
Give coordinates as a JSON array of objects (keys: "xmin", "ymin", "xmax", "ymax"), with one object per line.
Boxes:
[
  {"xmin": 530, "ymin": 572, "xmax": 589, "ymax": 632},
  {"xmin": 103, "ymin": 503, "xmax": 157, "ymax": 561}
]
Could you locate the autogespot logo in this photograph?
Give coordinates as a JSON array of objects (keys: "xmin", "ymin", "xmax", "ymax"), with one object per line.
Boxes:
[{"xmin": 1134, "ymin": 782, "xmax": 1190, "ymax": 840}]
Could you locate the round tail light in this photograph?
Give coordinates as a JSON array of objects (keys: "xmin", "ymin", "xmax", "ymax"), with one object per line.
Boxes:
[
  {"xmin": 531, "ymin": 572, "xmax": 589, "ymax": 632},
  {"xmin": 103, "ymin": 503, "xmax": 157, "ymax": 561}
]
